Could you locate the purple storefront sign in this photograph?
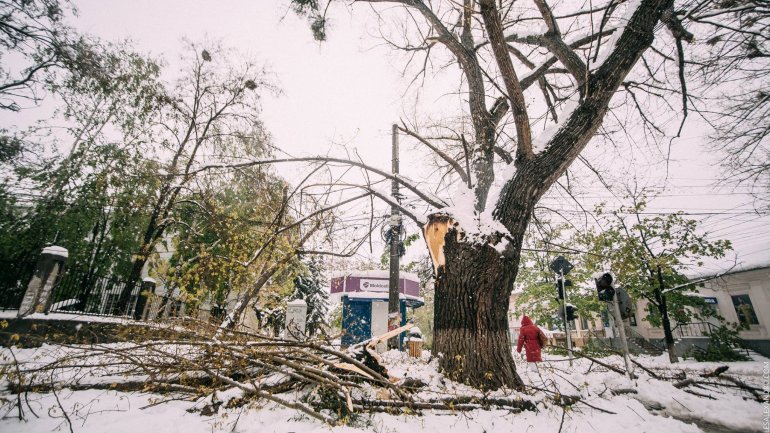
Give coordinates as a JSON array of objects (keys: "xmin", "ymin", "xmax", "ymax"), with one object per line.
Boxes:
[{"xmin": 330, "ymin": 275, "xmax": 420, "ymax": 297}]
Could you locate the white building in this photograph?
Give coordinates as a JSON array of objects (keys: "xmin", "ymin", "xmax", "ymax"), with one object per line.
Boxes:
[
  {"xmin": 509, "ymin": 265, "xmax": 770, "ymax": 356},
  {"xmin": 696, "ymin": 265, "xmax": 770, "ymax": 355},
  {"xmin": 627, "ymin": 265, "xmax": 770, "ymax": 356}
]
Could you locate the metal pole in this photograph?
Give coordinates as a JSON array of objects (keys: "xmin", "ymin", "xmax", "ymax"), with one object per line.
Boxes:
[
  {"xmin": 611, "ymin": 296, "xmax": 633, "ymax": 379},
  {"xmin": 387, "ymin": 124, "xmax": 401, "ymax": 350},
  {"xmin": 560, "ymin": 269, "xmax": 573, "ymax": 366}
]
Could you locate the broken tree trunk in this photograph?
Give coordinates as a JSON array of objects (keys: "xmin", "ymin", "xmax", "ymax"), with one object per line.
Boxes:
[{"xmin": 431, "ymin": 223, "xmax": 524, "ymax": 391}]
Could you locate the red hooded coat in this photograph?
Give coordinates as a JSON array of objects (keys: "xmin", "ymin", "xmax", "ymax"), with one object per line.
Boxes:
[{"xmin": 516, "ymin": 316, "xmax": 546, "ymax": 362}]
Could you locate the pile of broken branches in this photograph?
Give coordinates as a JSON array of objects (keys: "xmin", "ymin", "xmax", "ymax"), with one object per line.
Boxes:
[
  {"xmin": 1, "ymin": 320, "xmax": 537, "ymax": 425},
  {"xmin": 3, "ymin": 319, "xmax": 762, "ymax": 428}
]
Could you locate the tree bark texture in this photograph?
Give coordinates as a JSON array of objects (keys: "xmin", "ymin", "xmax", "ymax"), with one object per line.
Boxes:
[
  {"xmin": 656, "ymin": 267, "xmax": 679, "ymax": 363},
  {"xmin": 432, "ymin": 227, "xmax": 524, "ymax": 390}
]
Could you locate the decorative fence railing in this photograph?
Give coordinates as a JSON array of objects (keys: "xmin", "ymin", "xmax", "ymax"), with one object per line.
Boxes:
[
  {"xmin": 140, "ymin": 293, "xmax": 227, "ymax": 325},
  {"xmin": 48, "ymin": 268, "xmax": 141, "ymax": 318},
  {"xmin": 48, "ymin": 270, "xmax": 228, "ymax": 324},
  {"xmin": 673, "ymin": 321, "xmax": 752, "ymax": 357},
  {"xmin": 0, "ymin": 259, "xmax": 37, "ymax": 311},
  {"xmin": 141, "ymin": 292, "xmax": 185, "ymax": 321},
  {"xmin": 673, "ymin": 321, "xmax": 717, "ymax": 338},
  {"xmin": 1, "ymin": 251, "xmax": 231, "ymax": 325}
]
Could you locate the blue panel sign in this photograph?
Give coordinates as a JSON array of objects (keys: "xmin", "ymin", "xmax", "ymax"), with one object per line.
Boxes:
[{"xmin": 703, "ymin": 297, "xmax": 718, "ymax": 305}]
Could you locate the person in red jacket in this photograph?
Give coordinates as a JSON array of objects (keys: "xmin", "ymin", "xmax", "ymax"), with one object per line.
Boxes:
[{"xmin": 516, "ymin": 315, "xmax": 547, "ymax": 363}]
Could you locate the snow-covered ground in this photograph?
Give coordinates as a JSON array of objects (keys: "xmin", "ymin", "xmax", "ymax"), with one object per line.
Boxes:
[{"xmin": 0, "ymin": 344, "xmax": 766, "ymax": 433}]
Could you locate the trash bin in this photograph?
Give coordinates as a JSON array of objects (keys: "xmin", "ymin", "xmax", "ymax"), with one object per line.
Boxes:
[{"xmin": 406, "ymin": 327, "xmax": 423, "ymax": 358}]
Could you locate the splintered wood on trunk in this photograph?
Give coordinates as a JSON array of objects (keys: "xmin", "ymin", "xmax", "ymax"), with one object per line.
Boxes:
[{"xmin": 430, "ymin": 223, "xmax": 523, "ymax": 390}]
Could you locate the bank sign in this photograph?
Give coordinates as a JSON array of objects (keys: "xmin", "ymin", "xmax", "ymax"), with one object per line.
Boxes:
[{"xmin": 360, "ymin": 279, "xmax": 390, "ymax": 292}]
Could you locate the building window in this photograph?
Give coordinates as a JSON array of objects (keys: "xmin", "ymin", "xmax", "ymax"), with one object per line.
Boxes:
[{"xmin": 731, "ymin": 294, "xmax": 759, "ymax": 326}]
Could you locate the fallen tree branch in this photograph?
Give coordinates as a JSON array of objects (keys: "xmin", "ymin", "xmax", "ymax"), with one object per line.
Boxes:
[
  {"xmin": 558, "ymin": 347, "xmax": 632, "ymax": 377},
  {"xmin": 352, "ymin": 396, "xmax": 537, "ymax": 413}
]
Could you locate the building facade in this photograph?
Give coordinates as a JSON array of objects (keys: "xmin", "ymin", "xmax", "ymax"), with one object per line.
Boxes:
[
  {"xmin": 627, "ymin": 265, "xmax": 770, "ymax": 356},
  {"xmin": 509, "ymin": 265, "xmax": 770, "ymax": 356}
]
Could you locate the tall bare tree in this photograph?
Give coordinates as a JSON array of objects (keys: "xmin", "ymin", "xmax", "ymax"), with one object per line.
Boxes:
[{"xmin": 282, "ymin": 0, "xmax": 761, "ymax": 390}]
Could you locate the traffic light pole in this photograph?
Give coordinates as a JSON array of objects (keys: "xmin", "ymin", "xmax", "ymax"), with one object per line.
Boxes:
[
  {"xmin": 560, "ymin": 269, "xmax": 573, "ymax": 367},
  {"xmin": 611, "ymin": 295, "xmax": 633, "ymax": 379}
]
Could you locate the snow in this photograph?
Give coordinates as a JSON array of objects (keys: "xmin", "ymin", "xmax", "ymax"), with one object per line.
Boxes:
[
  {"xmin": 506, "ymin": 24, "xmax": 548, "ymax": 40},
  {"xmin": 480, "ymin": 90, "xmax": 579, "ymax": 220},
  {"xmin": 0, "ymin": 311, "xmax": 133, "ymax": 323},
  {"xmin": 0, "ymin": 345, "xmax": 770, "ymax": 433},
  {"xmin": 41, "ymin": 245, "xmax": 68, "ymax": 258},
  {"xmin": 440, "ymin": 184, "xmax": 512, "ymax": 249},
  {"xmin": 48, "ymin": 298, "xmax": 78, "ymax": 311},
  {"xmin": 530, "ymin": 96, "xmax": 580, "ymax": 155},
  {"xmin": 0, "ymin": 342, "xmax": 765, "ymax": 433},
  {"xmin": 590, "ymin": 0, "xmax": 643, "ymax": 70}
]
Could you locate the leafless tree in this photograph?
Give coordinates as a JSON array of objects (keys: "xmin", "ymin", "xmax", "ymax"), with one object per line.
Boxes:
[
  {"xmin": 685, "ymin": 2, "xmax": 769, "ymax": 201},
  {"xmin": 281, "ymin": 0, "xmax": 736, "ymax": 390}
]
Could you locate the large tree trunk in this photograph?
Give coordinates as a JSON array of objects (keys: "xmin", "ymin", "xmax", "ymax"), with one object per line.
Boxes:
[
  {"xmin": 115, "ymin": 248, "xmax": 150, "ymax": 316},
  {"xmin": 660, "ymin": 296, "xmax": 678, "ymax": 363},
  {"xmin": 115, "ymin": 192, "xmax": 170, "ymax": 315},
  {"xmin": 656, "ymin": 267, "xmax": 679, "ymax": 363},
  {"xmin": 432, "ymin": 227, "xmax": 524, "ymax": 390}
]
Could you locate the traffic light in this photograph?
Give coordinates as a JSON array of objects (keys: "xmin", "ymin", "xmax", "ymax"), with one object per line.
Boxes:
[
  {"xmin": 566, "ymin": 305, "xmax": 577, "ymax": 321},
  {"xmin": 555, "ymin": 278, "xmax": 572, "ymax": 300},
  {"xmin": 557, "ymin": 304, "xmax": 577, "ymax": 322},
  {"xmin": 595, "ymin": 272, "xmax": 615, "ymax": 302}
]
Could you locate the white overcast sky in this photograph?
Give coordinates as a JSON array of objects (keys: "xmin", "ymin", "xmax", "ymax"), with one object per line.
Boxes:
[
  {"xmin": 7, "ymin": 1, "xmax": 769, "ymax": 272},
  {"xmin": 72, "ymin": 0, "xmax": 405, "ymax": 163}
]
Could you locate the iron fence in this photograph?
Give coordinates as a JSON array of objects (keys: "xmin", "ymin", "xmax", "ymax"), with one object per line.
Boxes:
[
  {"xmin": 0, "ymin": 259, "xmax": 37, "ymax": 311},
  {"xmin": 673, "ymin": 321, "xmax": 717, "ymax": 338},
  {"xmin": 140, "ymin": 292, "xmax": 228, "ymax": 326},
  {"xmin": 0, "ymin": 257, "xmax": 229, "ymax": 324},
  {"xmin": 674, "ymin": 321, "xmax": 752, "ymax": 357},
  {"xmin": 49, "ymin": 268, "xmax": 141, "ymax": 318}
]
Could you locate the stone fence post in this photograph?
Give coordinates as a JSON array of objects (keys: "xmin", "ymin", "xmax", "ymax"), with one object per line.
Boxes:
[
  {"xmin": 17, "ymin": 246, "xmax": 68, "ymax": 317},
  {"xmin": 134, "ymin": 277, "xmax": 157, "ymax": 320},
  {"xmin": 285, "ymin": 299, "xmax": 308, "ymax": 341}
]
